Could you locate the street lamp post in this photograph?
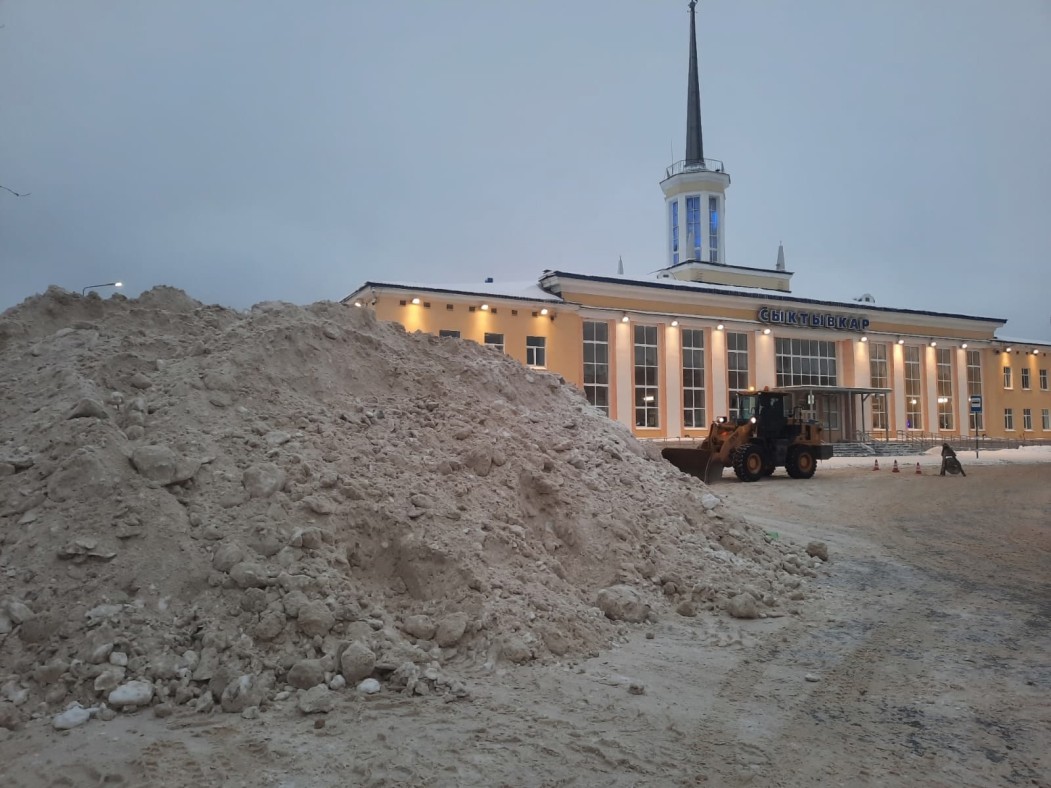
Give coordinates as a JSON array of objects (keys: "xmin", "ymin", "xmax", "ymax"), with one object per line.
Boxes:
[{"xmin": 81, "ymin": 281, "xmax": 123, "ymax": 296}]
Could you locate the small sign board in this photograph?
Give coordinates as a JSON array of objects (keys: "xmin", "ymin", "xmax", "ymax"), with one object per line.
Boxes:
[{"xmin": 969, "ymin": 395, "xmax": 983, "ymax": 413}]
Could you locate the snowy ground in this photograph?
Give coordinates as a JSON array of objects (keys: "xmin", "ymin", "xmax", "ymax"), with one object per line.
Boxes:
[{"xmin": 824, "ymin": 444, "xmax": 1051, "ymax": 470}]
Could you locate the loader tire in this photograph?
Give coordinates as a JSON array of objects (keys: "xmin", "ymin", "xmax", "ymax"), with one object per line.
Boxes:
[
  {"xmin": 786, "ymin": 447, "xmax": 816, "ymax": 479},
  {"xmin": 732, "ymin": 443, "xmax": 765, "ymax": 482}
]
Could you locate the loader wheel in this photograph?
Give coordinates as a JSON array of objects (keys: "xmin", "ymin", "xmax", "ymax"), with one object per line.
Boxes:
[
  {"xmin": 732, "ymin": 444, "xmax": 765, "ymax": 482},
  {"xmin": 786, "ymin": 447, "xmax": 816, "ymax": 479}
]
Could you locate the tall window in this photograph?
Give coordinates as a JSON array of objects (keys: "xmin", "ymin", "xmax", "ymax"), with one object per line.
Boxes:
[
  {"xmin": 936, "ymin": 348, "xmax": 953, "ymax": 431},
  {"xmin": 583, "ymin": 321, "xmax": 610, "ymax": 416},
  {"xmin": 967, "ymin": 350, "xmax": 984, "ymax": 432},
  {"xmin": 870, "ymin": 343, "xmax": 889, "ymax": 431},
  {"xmin": 1041, "ymin": 369, "xmax": 1048, "ymax": 390},
  {"xmin": 670, "ymin": 202, "xmax": 679, "ymax": 266},
  {"xmin": 484, "ymin": 333, "xmax": 504, "ymax": 352},
  {"xmin": 525, "ymin": 336, "xmax": 546, "ymax": 368},
  {"xmin": 904, "ymin": 346, "xmax": 922, "ymax": 430},
  {"xmin": 826, "ymin": 398, "xmax": 840, "ymax": 430},
  {"xmin": 686, "ymin": 196, "xmax": 701, "ymax": 260},
  {"xmin": 708, "ymin": 196, "xmax": 719, "ymax": 264},
  {"xmin": 1021, "ymin": 368, "xmax": 1031, "ymax": 390},
  {"xmin": 1003, "ymin": 365, "xmax": 1012, "ymax": 389},
  {"xmin": 1004, "ymin": 408, "xmax": 1014, "ymax": 431},
  {"xmin": 634, "ymin": 325, "xmax": 659, "ymax": 428},
  {"xmin": 1042, "ymin": 408, "xmax": 1050, "ymax": 430},
  {"xmin": 1023, "ymin": 408, "xmax": 1033, "ymax": 431},
  {"xmin": 727, "ymin": 332, "xmax": 749, "ymax": 420},
  {"xmin": 775, "ymin": 338, "xmax": 838, "ymax": 387},
  {"xmin": 682, "ymin": 328, "xmax": 706, "ymax": 428}
]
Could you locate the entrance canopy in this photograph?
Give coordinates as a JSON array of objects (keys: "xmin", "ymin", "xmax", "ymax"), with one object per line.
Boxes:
[{"xmin": 775, "ymin": 385, "xmax": 894, "ymax": 443}]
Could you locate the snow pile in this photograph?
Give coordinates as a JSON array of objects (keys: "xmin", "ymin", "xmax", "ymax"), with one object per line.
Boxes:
[{"xmin": 0, "ymin": 286, "xmax": 812, "ymax": 725}]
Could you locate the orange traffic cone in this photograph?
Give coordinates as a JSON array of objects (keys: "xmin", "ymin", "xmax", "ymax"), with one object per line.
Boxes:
[
  {"xmin": 892, "ymin": 460, "xmax": 900, "ymax": 473},
  {"xmin": 873, "ymin": 459, "xmax": 880, "ymax": 471},
  {"xmin": 915, "ymin": 462, "xmax": 922, "ymax": 475}
]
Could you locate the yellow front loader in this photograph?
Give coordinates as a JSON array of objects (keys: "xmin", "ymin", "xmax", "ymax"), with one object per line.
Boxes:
[{"xmin": 661, "ymin": 389, "xmax": 833, "ymax": 483}]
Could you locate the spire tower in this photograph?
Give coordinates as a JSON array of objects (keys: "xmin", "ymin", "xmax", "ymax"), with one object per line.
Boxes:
[
  {"xmin": 660, "ymin": 1, "xmax": 730, "ymax": 268},
  {"xmin": 685, "ymin": 0, "xmax": 704, "ymax": 166}
]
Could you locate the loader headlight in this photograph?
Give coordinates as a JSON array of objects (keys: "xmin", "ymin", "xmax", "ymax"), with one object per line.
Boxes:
[
  {"xmin": 750, "ymin": 417, "xmax": 757, "ymax": 424},
  {"xmin": 716, "ymin": 417, "xmax": 727, "ymax": 424}
]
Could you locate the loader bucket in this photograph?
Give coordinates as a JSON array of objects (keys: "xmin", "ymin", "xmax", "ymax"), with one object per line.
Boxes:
[{"xmin": 661, "ymin": 447, "xmax": 726, "ymax": 484}]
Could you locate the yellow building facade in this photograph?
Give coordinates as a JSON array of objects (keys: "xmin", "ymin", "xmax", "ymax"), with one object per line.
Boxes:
[{"xmin": 343, "ymin": 4, "xmax": 1050, "ymax": 446}]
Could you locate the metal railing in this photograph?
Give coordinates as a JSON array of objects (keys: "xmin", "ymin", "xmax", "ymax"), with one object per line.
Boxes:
[
  {"xmin": 849, "ymin": 430, "xmax": 1049, "ymax": 452},
  {"xmin": 664, "ymin": 158, "xmax": 727, "ymax": 179}
]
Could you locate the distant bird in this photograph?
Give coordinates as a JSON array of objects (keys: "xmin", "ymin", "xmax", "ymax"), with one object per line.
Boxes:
[{"xmin": 1, "ymin": 185, "xmax": 30, "ymax": 197}]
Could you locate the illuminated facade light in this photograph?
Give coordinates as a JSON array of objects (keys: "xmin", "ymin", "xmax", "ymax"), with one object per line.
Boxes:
[
  {"xmin": 671, "ymin": 320, "xmax": 679, "ymax": 327},
  {"xmin": 411, "ymin": 297, "xmax": 421, "ymax": 305},
  {"xmin": 961, "ymin": 343, "xmax": 968, "ymax": 349},
  {"xmin": 540, "ymin": 308, "xmax": 549, "ymax": 316},
  {"xmin": 716, "ymin": 323, "xmax": 724, "ymax": 330},
  {"xmin": 860, "ymin": 336, "xmax": 868, "ymax": 342},
  {"xmin": 762, "ymin": 328, "xmax": 771, "ymax": 335},
  {"xmin": 930, "ymin": 341, "xmax": 937, "ymax": 347},
  {"xmin": 353, "ymin": 301, "xmax": 362, "ymax": 308},
  {"xmin": 621, "ymin": 314, "xmax": 630, "ymax": 323},
  {"xmin": 480, "ymin": 303, "xmax": 489, "ymax": 311}
]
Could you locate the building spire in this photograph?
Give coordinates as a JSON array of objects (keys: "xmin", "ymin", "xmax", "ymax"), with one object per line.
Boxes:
[
  {"xmin": 685, "ymin": 0, "xmax": 705, "ymax": 166},
  {"xmin": 776, "ymin": 242, "xmax": 786, "ymax": 272}
]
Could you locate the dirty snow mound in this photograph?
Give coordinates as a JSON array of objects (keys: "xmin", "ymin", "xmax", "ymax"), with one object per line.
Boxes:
[{"xmin": 0, "ymin": 286, "xmax": 815, "ymax": 724}]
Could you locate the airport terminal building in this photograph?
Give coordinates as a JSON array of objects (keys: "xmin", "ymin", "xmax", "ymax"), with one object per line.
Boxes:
[{"xmin": 344, "ymin": 4, "xmax": 1049, "ymax": 446}]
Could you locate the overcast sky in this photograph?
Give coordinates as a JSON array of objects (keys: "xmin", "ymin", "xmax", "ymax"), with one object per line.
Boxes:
[{"xmin": 2, "ymin": 1, "xmax": 1049, "ymax": 340}]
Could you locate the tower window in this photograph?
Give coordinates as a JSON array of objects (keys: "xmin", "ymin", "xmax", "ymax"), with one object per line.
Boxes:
[
  {"xmin": 708, "ymin": 196, "xmax": 719, "ymax": 264},
  {"xmin": 686, "ymin": 196, "xmax": 702, "ymax": 260},
  {"xmin": 670, "ymin": 201, "xmax": 680, "ymax": 265}
]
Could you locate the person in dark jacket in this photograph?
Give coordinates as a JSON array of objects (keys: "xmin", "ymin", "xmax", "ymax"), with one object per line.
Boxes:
[{"xmin": 940, "ymin": 443, "xmax": 966, "ymax": 476}]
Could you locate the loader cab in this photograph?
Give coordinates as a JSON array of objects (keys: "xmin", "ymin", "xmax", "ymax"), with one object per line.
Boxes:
[{"xmin": 736, "ymin": 391, "xmax": 792, "ymax": 438}]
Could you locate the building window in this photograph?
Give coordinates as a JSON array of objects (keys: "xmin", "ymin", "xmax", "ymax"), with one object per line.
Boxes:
[
  {"xmin": 967, "ymin": 349, "xmax": 984, "ymax": 432},
  {"xmin": 936, "ymin": 348, "xmax": 953, "ymax": 431},
  {"xmin": 775, "ymin": 338, "xmax": 838, "ymax": 387},
  {"xmin": 634, "ymin": 325, "xmax": 659, "ymax": 428},
  {"xmin": 1021, "ymin": 368, "xmax": 1031, "ymax": 390},
  {"xmin": 686, "ymin": 196, "xmax": 701, "ymax": 260},
  {"xmin": 826, "ymin": 397, "xmax": 840, "ymax": 430},
  {"xmin": 438, "ymin": 329, "xmax": 460, "ymax": 338},
  {"xmin": 682, "ymin": 328, "xmax": 706, "ymax": 428},
  {"xmin": 727, "ymin": 331, "xmax": 749, "ymax": 420},
  {"xmin": 1041, "ymin": 369, "xmax": 1048, "ymax": 390},
  {"xmin": 525, "ymin": 336, "xmax": 546, "ymax": 368},
  {"xmin": 1003, "ymin": 365, "xmax": 1012, "ymax": 389},
  {"xmin": 869, "ymin": 343, "xmax": 889, "ymax": 431},
  {"xmin": 1042, "ymin": 408, "xmax": 1050, "ymax": 431},
  {"xmin": 1023, "ymin": 408, "xmax": 1033, "ymax": 431},
  {"xmin": 583, "ymin": 321, "xmax": 610, "ymax": 416},
  {"xmin": 484, "ymin": 333, "xmax": 504, "ymax": 353},
  {"xmin": 1004, "ymin": 408, "xmax": 1014, "ymax": 431},
  {"xmin": 904, "ymin": 346, "xmax": 922, "ymax": 430},
  {"xmin": 708, "ymin": 196, "xmax": 719, "ymax": 264},
  {"xmin": 669, "ymin": 201, "xmax": 679, "ymax": 266}
]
